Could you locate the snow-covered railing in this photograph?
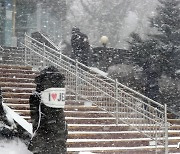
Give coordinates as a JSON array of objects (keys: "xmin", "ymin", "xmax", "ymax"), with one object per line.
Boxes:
[
  {"xmin": 31, "ymin": 31, "xmax": 60, "ymax": 51},
  {"xmin": 0, "ymin": 87, "xmax": 32, "ymax": 135},
  {"xmin": 21, "ymin": 34, "xmax": 169, "ymax": 153},
  {"xmin": 2, "ymin": 102, "xmax": 33, "ymax": 135}
]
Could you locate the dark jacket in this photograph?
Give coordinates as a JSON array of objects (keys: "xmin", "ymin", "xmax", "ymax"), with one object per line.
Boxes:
[
  {"xmin": 28, "ymin": 93, "xmax": 67, "ymax": 154},
  {"xmin": 28, "ymin": 66, "xmax": 68, "ymax": 154},
  {"xmin": 71, "ymin": 27, "xmax": 90, "ymax": 65}
]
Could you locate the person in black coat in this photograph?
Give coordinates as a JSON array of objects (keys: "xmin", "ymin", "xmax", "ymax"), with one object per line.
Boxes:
[
  {"xmin": 71, "ymin": 27, "xmax": 90, "ymax": 66},
  {"xmin": 28, "ymin": 66, "xmax": 68, "ymax": 154}
]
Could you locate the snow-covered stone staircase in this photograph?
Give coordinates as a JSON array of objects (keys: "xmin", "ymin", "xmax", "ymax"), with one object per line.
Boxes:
[{"xmin": 1, "ymin": 64, "xmax": 180, "ymax": 153}]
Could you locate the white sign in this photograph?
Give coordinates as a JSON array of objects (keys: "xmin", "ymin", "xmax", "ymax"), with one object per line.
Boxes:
[{"xmin": 41, "ymin": 88, "xmax": 66, "ymax": 108}]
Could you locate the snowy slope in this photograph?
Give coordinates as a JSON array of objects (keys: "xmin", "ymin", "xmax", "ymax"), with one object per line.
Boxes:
[{"xmin": 0, "ymin": 139, "xmax": 32, "ymax": 154}]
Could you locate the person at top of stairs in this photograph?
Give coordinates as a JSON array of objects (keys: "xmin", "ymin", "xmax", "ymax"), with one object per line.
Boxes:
[
  {"xmin": 28, "ymin": 66, "xmax": 68, "ymax": 154},
  {"xmin": 71, "ymin": 26, "xmax": 91, "ymax": 66}
]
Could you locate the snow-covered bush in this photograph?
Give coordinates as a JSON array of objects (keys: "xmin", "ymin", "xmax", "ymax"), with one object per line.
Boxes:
[{"xmin": 107, "ymin": 64, "xmax": 144, "ymax": 93}]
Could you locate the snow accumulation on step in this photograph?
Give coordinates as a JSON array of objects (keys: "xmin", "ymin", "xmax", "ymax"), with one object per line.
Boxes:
[
  {"xmin": 4, "ymin": 103, "xmax": 29, "ymax": 106},
  {"xmin": 0, "ymin": 76, "xmax": 34, "ymax": 80},
  {"xmin": 68, "ymin": 123, "xmax": 165, "ymax": 127},
  {"xmin": 67, "ymin": 144, "xmax": 178, "ymax": 152},
  {"xmin": 66, "ymin": 117, "xmax": 144, "ymax": 120},
  {"xmin": 67, "ymin": 136, "xmax": 180, "ymax": 142},
  {"xmin": 2, "ymin": 82, "xmax": 36, "ymax": 85},
  {"xmin": 4, "ymin": 98, "xmax": 30, "ymax": 101},
  {"xmin": 64, "ymin": 111, "xmax": 108, "ymax": 113},
  {"xmin": 4, "ymin": 92, "xmax": 32, "ymax": 95},
  {"xmin": 66, "ymin": 117, "xmax": 116, "ymax": 120},
  {"xmin": 68, "ymin": 130, "xmax": 180, "ymax": 134},
  {"xmin": 2, "ymin": 87, "xmax": 35, "ymax": 90}
]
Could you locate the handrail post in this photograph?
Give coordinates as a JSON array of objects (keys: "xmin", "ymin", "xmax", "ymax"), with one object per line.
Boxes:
[
  {"xmin": 164, "ymin": 104, "xmax": 169, "ymax": 154},
  {"xmin": 43, "ymin": 43, "xmax": 46, "ymax": 68},
  {"xmin": 24, "ymin": 33, "xmax": 27, "ymax": 65},
  {"xmin": 155, "ymin": 123, "xmax": 158, "ymax": 154},
  {"xmin": 115, "ymin": 79, "xmax": 119, "ymax": 125},
  {"xmin": 0, "ymin": 47, "xmax": 3, "ymax": 62},
  {"xmin": 59, "ymin": 50, "xmax": 62, "ymax": 60},
  {"xmin": 75, "ymin": 60, "xmax": 78, "ymax": 101},
  {"xmin": 58, "ymin": 50, "xmax": 62, "ymax": 66},
  {"xmin": 0, "ymin": 87, "xmax": 2, "ymax": 104}
]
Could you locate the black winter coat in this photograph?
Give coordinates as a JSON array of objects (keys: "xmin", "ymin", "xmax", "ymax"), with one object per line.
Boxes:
[
  {"xmin": 71, "ymin": 30, "xmax": 90, "ymax": 65},
  {"xmin": 28, "ymin": 92, "xmax": 68, "ymax": 154}
]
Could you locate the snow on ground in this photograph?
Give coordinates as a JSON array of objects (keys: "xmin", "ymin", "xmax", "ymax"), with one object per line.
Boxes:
[{"xmin": 0, "ymin": 138, "xmax": 32, "ymax": 154}]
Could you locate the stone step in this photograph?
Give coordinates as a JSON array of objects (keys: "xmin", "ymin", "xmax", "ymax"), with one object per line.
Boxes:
[
  {"xmin": 68, "ymin": 124, "xmax": 180, "ymax": 135},
  {"xmin": 66, "ymin": 117, "xmax": 145, "ymax": 125},
  {"xmin": 168, "ymin": 119, "xmax": 180, "ymax": 125},
  {"xmin": 12, "ymin": 107, "xmax": 109, "ymax": 118},
  {"xmin": 0, "ymin": 60, "xmax": 25, "ymax": 65},
  {"xmin": 67, "ymin": 131, "xmax": 150, "ymax": 140},
  {"xmin": 2, "ymin": 89, "xmax": 74, "ymax": 95},
  {"xmin": 5, "ymin": 103, "xmax": 30, "ymax": 110},
  {"xmin": 4, "ymin": 103, "xmax": 102, "ymax": 111},
  {"xmin": 68, "ymin": 124, "xmax": 180, "ymax": 132},
  {"xmin": 1, "ymin": 87, "xmax": 35, "ymax": 93},
  {"xmin": 67, "ymin": 130, "xmax": 180, "ymax": 139},
  {"xmin": 3, "ymin": 97, "xmax": 81, "ymax": 105},
  {"xmin": 67, "ymin": 138, "xmax": 149, "ymax": 148},
  {"xmin": 0, "ymin": 77, "xmax": 34, "ymax": 83},
  {"xmin": 0, "ymin": 68, "xmax": 37, "ymax": 74},
  {"xmin": 67, "ymin": 137, "xmax": 180, "ymax": 148},
  {"xmin": 67, "ymin": 145, "xmax": 179, "ymax": 154},
  {"xmin": 68, "ymin": 124, "xmax": 130, "ymax": 132},
  {"xmin": 3, "ymin": 93, "xmax": 31, "ymax": 99},
  {"xmin": 17, "ymin": 116, "xmax": 147, "ymax": 125},
  {"xmin": 65, "ymin": 111, "xmax": 114, "ymax": 118},
  {"xmin": 4, "ymin": 98, "xmax": 30, "ymax": 104},
  {"xmin": 0, "ymin": 64, "xmax": 32, "ymax": 70},
  {"xmin": 65, "ymin": 106, "xmax": 104, "ymax": 112},
  {"xmin": 0, "ymin": 82, "xmax": 36, "ymax": 88},
  {"xmin": 15, "ymin": 110, "xmax": 111, "ymax": 117},
  {"xmin": 0, "ymin": 72, "xmax": 37, "ymax": 79}
]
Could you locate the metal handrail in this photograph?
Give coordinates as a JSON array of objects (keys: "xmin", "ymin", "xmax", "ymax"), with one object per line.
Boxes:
[
  {"xmin": 21, "ymin": 33, "xmax": 169, "ymax": 153},
  {"xmin": 24, "ymin": 35, "xmax": 165, "ymax": 108},
  {"xmin": 0, "ymin": 87, "xmax": 2, "ymax": 104},
  {"xmin": 31, "ymin": 31, "xmax": 60, "ymax": 51}
]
